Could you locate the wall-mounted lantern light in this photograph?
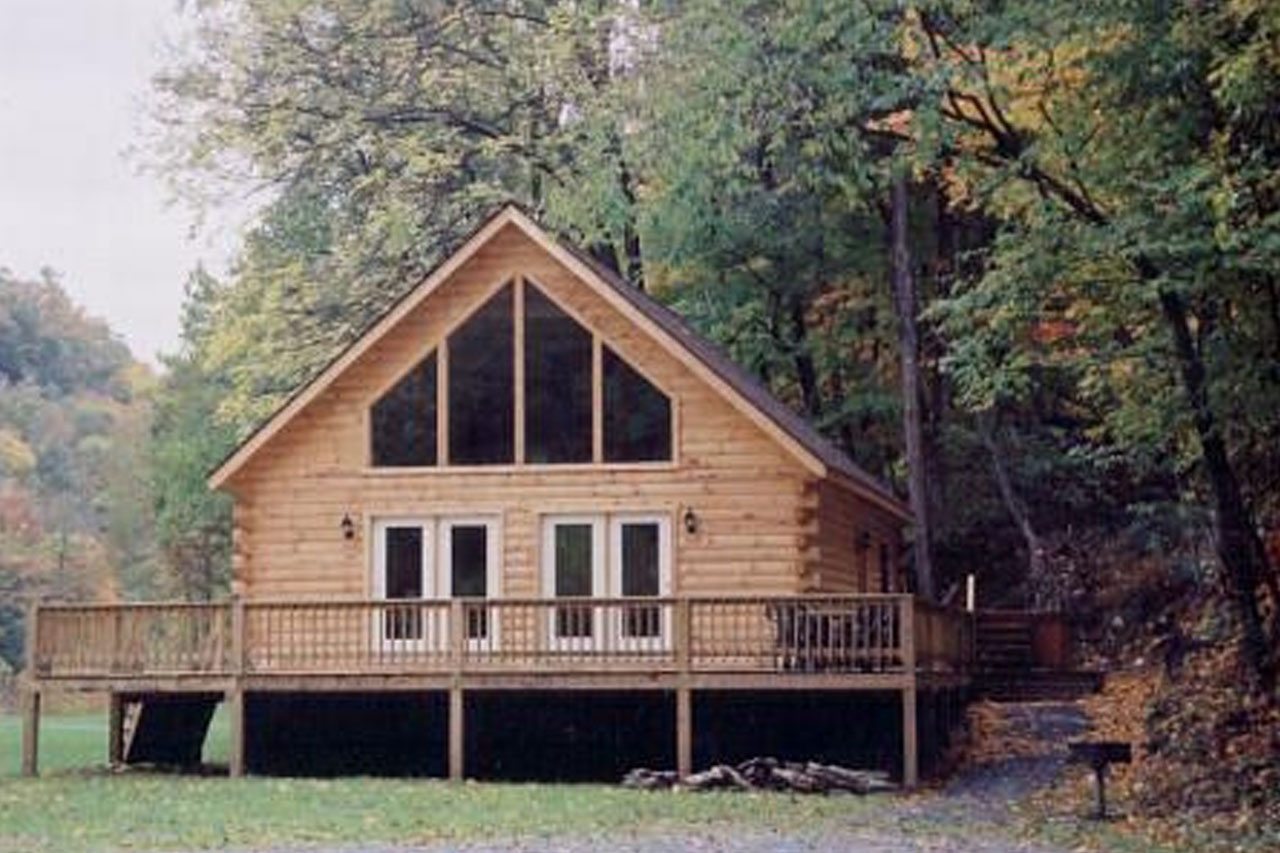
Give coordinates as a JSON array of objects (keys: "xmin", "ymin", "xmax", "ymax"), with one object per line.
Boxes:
[
  {"xmin": 682, "ymin": 507, "xmax": 698, "ymax": 535},
  {"xmin": 341, "ymin": 513, "xmax": 356, "ymax": 540}
]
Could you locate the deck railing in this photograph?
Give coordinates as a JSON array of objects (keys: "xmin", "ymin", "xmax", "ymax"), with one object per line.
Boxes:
[
  {"xmin": 914, "ymin": 599, "xmax": 976, "ymax": 673},
  {"xmin": 34, "ymin": 602, "xmax": 232, "ymax": 676},
  {"xmin": 29, "ymin": 595, "xmax": 973, "ymax": 681}
]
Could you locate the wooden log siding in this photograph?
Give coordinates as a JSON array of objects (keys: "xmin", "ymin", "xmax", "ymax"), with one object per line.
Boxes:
[
  {"xmin": 29, "ymin": 596, "xmax": 975, "ymax": 680},
  {"xmin": 813, "ymin": 480, "xmax": 906, "ymax": 593}
]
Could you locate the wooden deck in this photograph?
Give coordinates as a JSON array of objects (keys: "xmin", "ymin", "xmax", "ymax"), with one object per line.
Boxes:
[{"xmin": 20, "ymin": 594, "xmax": 973, "ymax": 785}]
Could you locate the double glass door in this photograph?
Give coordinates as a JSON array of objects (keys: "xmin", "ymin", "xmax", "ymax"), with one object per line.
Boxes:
[
  {"xmin": 541, "ymin": 513, "xmax": 672, "ymax": 651},
  {"xmin": 373, "ymin": 517, "xmax": 498, "ymax": 650}
]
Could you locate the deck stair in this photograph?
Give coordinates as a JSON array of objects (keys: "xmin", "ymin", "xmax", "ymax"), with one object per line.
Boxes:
[
  {"xmin": 123, "ymin": 695, "xmax": 218, "ymax": 767},
  {"xmin": 974, "ymin": 610, "xmax": 1103, "ymax": 702}
]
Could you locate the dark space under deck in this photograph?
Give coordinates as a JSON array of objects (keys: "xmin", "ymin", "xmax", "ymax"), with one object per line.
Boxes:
[{"xmin": 114, "ymin": 687, "xmax": 967, "ymax": 782}]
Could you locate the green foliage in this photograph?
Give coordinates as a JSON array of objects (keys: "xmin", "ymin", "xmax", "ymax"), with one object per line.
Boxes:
[
  {"xmin": 0, "ymin": 271, "xmax": 159, "ymax": 666},
  {"xmin": 150, "ymin": 269, "xmax": 238, "ymax": 600},
  {"xmin": 0, "ymin": 271, "xmax": 132, "ymax": 396}
]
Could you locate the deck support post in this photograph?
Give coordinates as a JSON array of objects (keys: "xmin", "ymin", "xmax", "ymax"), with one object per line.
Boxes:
[
  {"xmin": 675, "ymin": 686, "xmax": 693, "ymax": 779},
  {"xmin": 448, "ymin": 684, "xmax": 465, "ymax": 782},
  {"xmin": 20, "ymin": 686, "xmax": 40, "ymax": 777},
  {"xmin": 448, "ymin": 597, "xmax": 465, "ymax": 782},
  {"xmin": 22, "ymin": 597, "xmax": 41, "ymax": 777},
  {"xmin": 901, "ymin": 597, "xmax": 919, "ymax": 789},
  {"xmin": 227, "ymin": 687, "xmax": 245, "ymax": 778},
  {"xmin": 227, "ymin": 593, "xmax": 247, "ymax": 778},
  {"xmin": 674, "ymin": 597, "xmax": 693, "ymax": 779},
  {"xmin": 901, "ymin": 684, "xmax": 918, "ymax": 789},
  {"xmin": 108, "ymin": 692, "xmax": 125, "ymax": 765}
]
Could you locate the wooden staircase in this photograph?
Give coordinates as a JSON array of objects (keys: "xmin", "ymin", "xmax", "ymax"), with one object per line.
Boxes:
[
  {"xmin": 974, "ymin": 610, "xmax": 1104, "ymax": 702},
  {"xmin": 122, "ymin": 695, "xmax": 219, "ymax": 767}
]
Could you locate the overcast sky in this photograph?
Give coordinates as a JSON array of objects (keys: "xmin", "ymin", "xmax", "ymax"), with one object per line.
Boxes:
[{"xmin": 0, "ymin": 0, "xmax": 247, "ymax": 364}]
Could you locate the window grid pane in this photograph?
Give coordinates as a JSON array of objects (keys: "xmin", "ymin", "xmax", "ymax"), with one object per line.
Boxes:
[
  {"xmin": 371, "ymin": 355, "xmax": 437, "ymax": 466},
  {"xmin": 451, "ymin": 525, "xmax": 489, "ymax": 639},
  {"xmin": 525, "ymin": 285, "xmax": 592, "ymax": 464},
  {"xmin": 384, "ymin": 527, "xmax": 423, "ymax": 640},
  {"xmin": 448, "ymin": 285, "xmax": 514, "ymax": 465},
  {"xmin": 603, "ymin": 347, "xmax": 672, "ymax": 462},
  {"xmin": 620, "ymin": 523, "xmax": 661, "ymax": 638},
  {"xmin": 554, "ymin": 523, "xmax": 594, "ymax": 639}
]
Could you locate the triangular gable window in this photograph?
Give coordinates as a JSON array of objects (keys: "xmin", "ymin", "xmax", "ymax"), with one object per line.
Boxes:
[
  {"xmin": 370, "ymin": 278, "xmax": 672, "ymax": 467},
  {"xmin": 371, "ymin": 353, "xmax": 438, "ymax": 466},
  {"xmin": 603, "ymin": 346, "xmax": 672, "ymax": 462}
]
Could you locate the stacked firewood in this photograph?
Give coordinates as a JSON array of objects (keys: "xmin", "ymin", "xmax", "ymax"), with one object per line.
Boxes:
[{"xmin": 622, "ymin": 757, "xmax": 895, "ymax": 794}]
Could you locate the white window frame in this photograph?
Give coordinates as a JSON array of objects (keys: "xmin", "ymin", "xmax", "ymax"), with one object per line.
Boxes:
[
  {"xmin": 608, "ymin": 513, "xmax": 673, "ymax": 652},
  {"xmin": 439, "ymin": 515, "xmax": 503, "ymax": 652},
  {"xmin": 371, "ymin": 518, "xmax": 437, "ymax": 653},
  {"xmin": 540, "ymin": 515, "xmax": 606, "ymax": 652}
]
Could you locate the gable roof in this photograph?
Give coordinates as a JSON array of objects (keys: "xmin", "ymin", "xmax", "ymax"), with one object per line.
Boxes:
[{"xmin": 207, "ymin": 204, "xmax": 910, "ymax": 520}]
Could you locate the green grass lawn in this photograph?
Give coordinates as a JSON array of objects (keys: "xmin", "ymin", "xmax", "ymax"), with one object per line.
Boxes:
[
  {"xmin": 0, "ymin": 712, "xmax": 880, "ymax": 853},
  {"xmin": 1, "ymin": 712, "xmax": 1227, "ymax": 853},
  {"xmin": 0, "ymin": 709, "xmax": 230, "ymax": 776}
]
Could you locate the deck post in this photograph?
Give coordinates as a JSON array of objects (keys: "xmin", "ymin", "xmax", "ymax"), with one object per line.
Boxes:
[
  {"xmin": 227, "ymin": 687, "xmax": 245, "ymax": 778},
  {"xmin": 901, "ymin": 597, "xmax": 919, "ymax": 788},
  {"xmin": 448, "ymin": 684, "xmax": 465, "ymax": 782},
  {"xmin": 24, "ymin": 597, "xmax": 39, "ymax": 679},
  {"xmin": 675, "ymin": 598, "xmax": 693, "ymax": 778},
  {"xmin": 108, "ymin": 692, "xmax": 125, "ymax": 765},
  {"xmin": 675, "ymin": 686, "xmax": 692, "ymax": 779},
  {"xmin": 20, "ymin": 686, "xmax": 40, "ymax": 777},
  {"xmin": 230, "ymin": 594, "xmax": 246, "ymax": 675},
  {"xmin": 448, "ymin": 599, "xmax": 465, "ymax": 782},
  {"xmin": 21, "ymin": 597, "xmax": 41, "ymax": 777},
  {"xmin": 228, "ymin": 594, "xmax": 247, "ymax": 778}
]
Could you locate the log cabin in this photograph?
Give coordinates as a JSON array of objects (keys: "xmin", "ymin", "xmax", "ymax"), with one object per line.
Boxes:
[{"xmin": 20, "ymin": 204, "xmax": 972, "ymax": 784}]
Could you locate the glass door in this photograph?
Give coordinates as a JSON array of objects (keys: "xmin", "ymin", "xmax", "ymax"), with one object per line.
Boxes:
[
  {"xmin": 541, "ymin": 516, "xmax": 605, "ymax": 651},
  {"xmin": 440, "ymin": 517, "xmax": 500, "ymax": 650},
  {"xmin": 372, "ymin": 519, "xmax": 433, "ymax": 650},
  {"xmin": 608, "ymin": 514, "xmax": 672, "ymax": 651}
]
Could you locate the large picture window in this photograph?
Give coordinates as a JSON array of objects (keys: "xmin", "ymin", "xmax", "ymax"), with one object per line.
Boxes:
[{"xmin": 369, "ymin": 278, "xmax": 673, "ymax": 468}]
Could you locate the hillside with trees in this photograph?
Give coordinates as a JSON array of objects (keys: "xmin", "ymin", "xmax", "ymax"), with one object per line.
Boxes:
[
  {"xmin": 128, "ymin": 0, "xmax": 1280, "ymax": 839},
  {"xmin": 0, "ymin": 269, "xmax": 157, "ymax": 669}
]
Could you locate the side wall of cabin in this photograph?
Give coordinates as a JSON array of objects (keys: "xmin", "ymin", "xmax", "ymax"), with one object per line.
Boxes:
[
  {"xmin": 224, "ymin": 224, "xmax": 894, "ymax": 600},
  {"xmin": 811, "ymin": 481, "xmax": 907, "ymax": 593}
]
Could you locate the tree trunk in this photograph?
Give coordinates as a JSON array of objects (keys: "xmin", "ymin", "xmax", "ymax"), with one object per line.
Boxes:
[
  {"xmin": 788, "ymin": 297, "xmax": 823, "ymax": 421},
  {"xmin": 978, "ymin": 412, "xmax": 1050, "ymax": 608},
  {"xmin": 1154, "ymin": 284, "xmax": 1276, "ymax": 687},
  {"xmin": 618, "ymin": 157, "xmax": 645, "ymax": 290},
  {"xmin": 890, "ymin": 173, "xmax": 936, "ymax": 600}
]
